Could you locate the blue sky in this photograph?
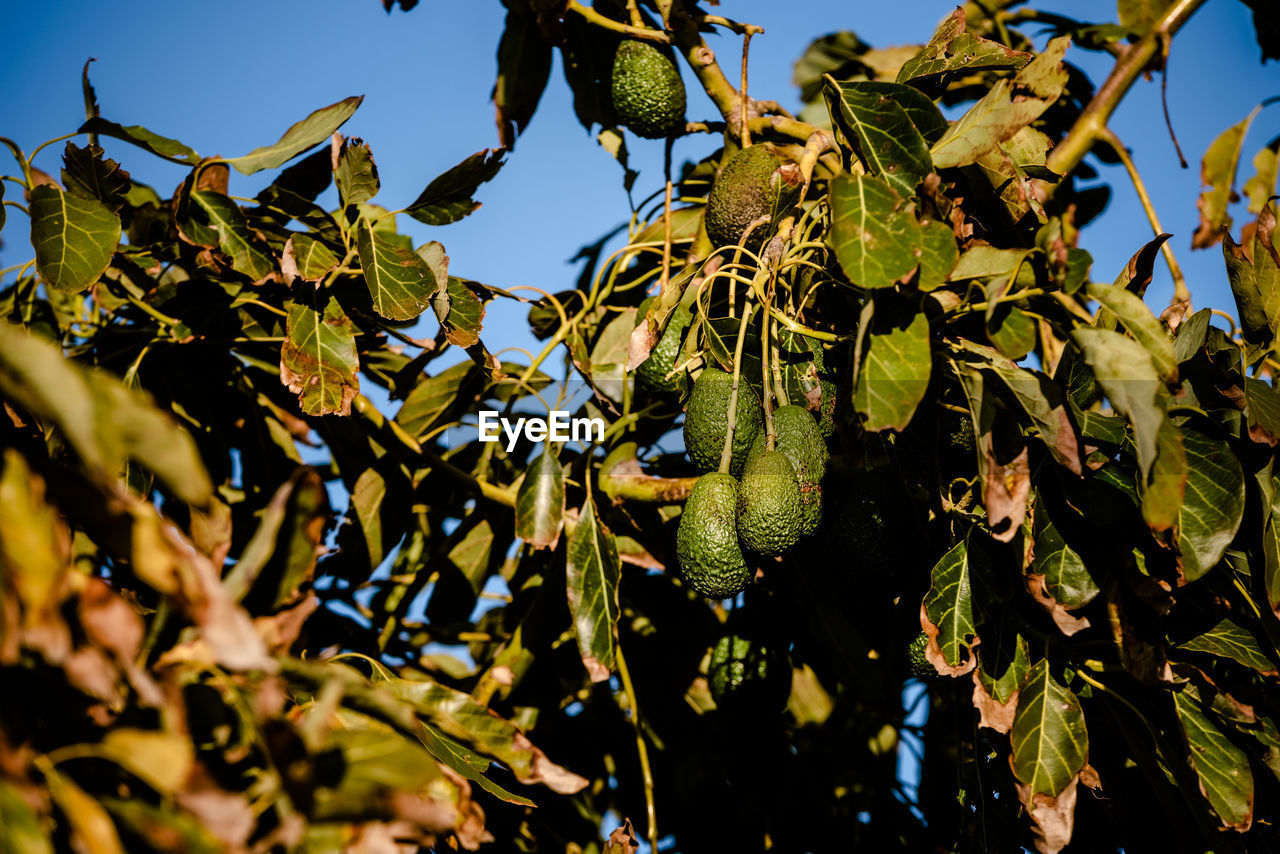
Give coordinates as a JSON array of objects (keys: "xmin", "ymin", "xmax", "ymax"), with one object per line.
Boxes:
[{"xmin": 1, "ymin": 0, "xmax": 1275, "ymax": 370}]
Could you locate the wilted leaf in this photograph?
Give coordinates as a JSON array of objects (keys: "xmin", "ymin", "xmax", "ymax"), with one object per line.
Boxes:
[
  {"xmin": 437, "ymin": 277, "xmax": 488, "ymax": 348},
  {"xmin": 515, "ymin": 447, "xmax": 564, "ymax": 549},
  {"xmin": 225, "ymin": 96, "xmax": 362, "ymax": 174},
  {"xmin": 61, "ymin": 142, "xmax": 131, "ymax": 211},
  {"xmin": 1177, "ymin": 427, "xmax": 1245, "ymax": 583},
  {"xmin": 974, "ymin": 628, "xmax": 1029, "ymax": 732},
  {"xmin": 335, "ymin": 137, "xmax": 380, "ymax": 207},
  {"xmin": 1011, "ymin": 660, "xmax": 1088, "ymax": 797},
  {"xmin": 1178, "ymin": 619, "xmax": 1276, "ymax": 674},
  {"xmin": 281, "ymin": 289, "xmax": 359, "ymax": 416},
  {"xmin": 853, "ymin": 295, "xmax": 931, "ymax": 431},
  {"xmin": 823, "ymin": 80, "xmax": 941, "ymax": 196},
  {"xmin": 957, "ymin": 365, "xmax": 1031, "ymax": 540},
  {"xmin": 29, "ymin": 184, "xmax": 119, "ymax": 293},
  {"xmin": 1192, "ymin": 106, "xmax": 1260, "ymax": 249},
  {"xmin": 406, "ymin": 149, "xmax": 506, "ymax": 226},
  {"xmin": 356, "ymin": 217, "xmax": 440, "ymax": 320},
  {"xmin": 1032, "ymin": 499, "xmax": 1098, "ymax": 612},
  {"xmin": 565, "ymin": 496, "xmax": 621, "ymax": 681},
  {"xmin": 828, "ymin": 173, "xmax": 923, "ymax": 288},
  {"xmin": 922, "ymin": 538, "xmax": 981, "ymax": 673},
  {"xmin": 930, "ymin": 38, "xmax": 1069, "ymax": 169},
  {"xmin": 1174, "ymin": 685, "xmax": 1254, "ymax": 830}
]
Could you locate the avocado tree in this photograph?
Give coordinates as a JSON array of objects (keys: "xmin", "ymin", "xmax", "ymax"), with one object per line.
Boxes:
[{"xmin": 1, "ymin": 0, "xmax": 1279, "ymax": 851}]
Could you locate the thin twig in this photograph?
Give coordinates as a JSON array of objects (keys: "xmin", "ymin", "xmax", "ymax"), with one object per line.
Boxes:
[
  {"xmin": 739, "ymin": 30, "xmax": 753, "ymax": 146},
  {"xmin": 615, "ymin": 645, "xmax": 658, "ymax": 854},
  {"xmin": 567, "ymin": 1, "xmax": 671, "ymax": 43}
]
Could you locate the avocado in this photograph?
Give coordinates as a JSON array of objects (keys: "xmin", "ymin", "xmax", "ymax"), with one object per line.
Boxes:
[
  {"xmin": 677, "ymin": 472, "xmax": 752, "ymax": 598},
  {"xmin": 704, "ymin": 145, "xmax": 793, "ymax": 249},
  {"xmin": 709, "ymin": 622, "xmax": 791, "ymax": 712},
  {"xmin": 736, "ymin": 450, "xmax": 803, "ymax": 556},
  {"xmin": 907, "ymin": 632, "xmax": 937, "ymax": 680},
  {"xmin": 683, "ymin": 367, "xmax": 761, "ymax": 478},
  {"xmin": 749, "ymin": 405, "xmax": 828, "ymax": 537},
  {"xmin": 634, "ymin": 296, "xmax": 691, "ymax": 396},
  {"xmin": 611, "ymin": 40, "xmax": 687, "ymax": 139}
]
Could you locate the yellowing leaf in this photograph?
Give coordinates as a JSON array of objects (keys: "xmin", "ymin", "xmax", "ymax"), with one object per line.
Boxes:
[
  {"xmin": 280, "ymin": 290, "xmax": 359, "ymax": 416},
  {"xmin": 565, "ymin": 496, "xmax": 621, "ymax": 682}
]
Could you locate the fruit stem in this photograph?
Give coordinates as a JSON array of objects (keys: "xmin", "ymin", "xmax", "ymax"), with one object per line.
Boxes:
[
  {"xmin": 771, "ymin": 309, "xmax": 790, "ymax": 409},
  {"xmin": 719, "ymin": 292, "xmax": 758, "ymax": 474},
  {"xmin": 615, "ymin": 644, "xmax": 659, "ymax": 854},
  {"xmin": 567, "ymin": 0, "xmax": 671, "ymax": 43},
  {"xmin": 761, "ymin": 278, "xmax": 776, "ymax": 451}
]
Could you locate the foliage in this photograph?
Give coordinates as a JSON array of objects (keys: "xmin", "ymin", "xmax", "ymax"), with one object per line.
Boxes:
[{"xmin": 1, "ymin": 0, "xmax": 1279, "ymax": 852}]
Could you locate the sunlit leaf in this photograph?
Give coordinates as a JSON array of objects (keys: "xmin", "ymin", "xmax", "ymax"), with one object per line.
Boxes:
[
  {"xmin": 898, "ymin": 8, "xmax": 1032, "ymax": 85},
  {"xmin": 1011, "ymin": 660, "xmax": 1088, "ymax": 797},
  {"xmin": 1192, "ymin": 106, "xmax": 1260, "ymax": 249},
  {"xmin": 853, "ymin": 294, "xmax": 930, "ymax": 431},
  {"xmin": 189, "ymin": 190, "xmax": 276, "ymax": 282},
  {"xmin": 405, "ymin": 149, "xmax": 506, "ymax": 226},
  {"xmin": 922, "ymin": 538, "xmax": 980, "ymax": 672},
  {"xmin": 823, "ymin": 80, "xmax": 941, "ymax": 195},
  {"xmin": 827, "ymin": 173, "xmax": 922, "ymax": 288},
  {"xmin": 355, "ymin": 217, "xmax": 440, "ymax": 321},
  {"xmin": 335, "ymin": 137, "xmax": 380, "ymax": 207},
  {"xmin": 1086, "ymin": 282, "xmax": 1178, "ymax": 382},
  {"xmin": 28, "ymin": 184, "xmax": 119, "ymax": 293},
  {"xmin": 79, "ymin": 117, "xmax": 200, "ymax": 164},
  {"xmin": 565, "ymin": 496, "xmax": 621, "ymax": 682},
  {"xmin": 281, "ymin": 289, "xmax": 359, "ymax": 416},
  {"xmin": 1178, "ymin": 619, "xmax": 1276, "ymax": 674},
  {"xmin": 225, "ymin": 96, "xmax": 362, "ymax": 174}
]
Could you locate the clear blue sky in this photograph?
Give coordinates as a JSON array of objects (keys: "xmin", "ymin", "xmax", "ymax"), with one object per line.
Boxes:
[{"xmin": 0, "ymin": 1, "xmax": 1274, "ymax": 363}]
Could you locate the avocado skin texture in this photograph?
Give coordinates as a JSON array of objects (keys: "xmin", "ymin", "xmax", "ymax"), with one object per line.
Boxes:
[
  {"xmin": 709, "ymin": 626, "xmax": 791, "ymax": 712},
  {"xmin": 634, "ymin": 297, "xmax": 690, "ymax": 396},
  {"xmin": 683, "ymin": 367, "xmax": 761, "ymax": 478},
  {"xmin": 611, "ymin": 40, "xmax": 687, "ymax": 139},
  {"xmin": 736, "ymin": 450, "xmax": 803, "ymax": 556},
  {"xmin": 705, "ymin": 145, "xmax": 783, "ymax": 248},
  {"xmin": 750, "ymin": 406, "xmax": 829, "ymax": 536},
  {"xmin": 907, "ymin": 632, "xmax": 937, "ymax": 680},
  {"xmin": 677, "ymin": 473, "xmax": 752, "ymax": 598}
]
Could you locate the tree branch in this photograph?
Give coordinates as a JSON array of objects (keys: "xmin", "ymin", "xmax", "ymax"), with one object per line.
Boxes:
[
  {"xmin": 567, "ymin": 1, "xmax": 671, "ymax": 43},
  {"xmin": 1045, "ymin": 0, "xmax": 1207, "ymax": 179}
]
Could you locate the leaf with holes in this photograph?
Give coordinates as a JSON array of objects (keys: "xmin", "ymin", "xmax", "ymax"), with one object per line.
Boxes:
[
  {"xmin": 897, "ymin": 8, "xmax": 1032, "ymax": 86},
  {"xmin": 28, "ymin": 184, "xmax": 119, "ymax": 293},
  {"xmin": 565, "ymin": 496, "xmax": 621, "ymax": 682},
  {"xmin": 280, "ymin": 290, "xmax": 359, "ymax": 416},
  {"xmin": 922, "ymin": 538, "xmax": 981, "ymax": 673},
  {"xmin": 823, "ymin": 80, "xmax": 941, "ymax": 196}
]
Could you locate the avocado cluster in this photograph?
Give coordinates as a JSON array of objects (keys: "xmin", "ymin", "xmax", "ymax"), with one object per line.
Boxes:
[
  {"xmin": 675, "ymin": 369, "xmax": 829, "ymax": 598},
  {"xmin": 611, "ymin": 40, "xmax": 686, "ymax": 139},
  {"xmin": 634, "ymin": 296, "xmax": 691, "ymax": 397}
]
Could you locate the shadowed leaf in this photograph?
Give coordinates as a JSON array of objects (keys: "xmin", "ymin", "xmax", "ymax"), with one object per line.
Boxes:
[
  {"xmin": 515, "ymin": 447, "xmax": 564, "ymax": 549},
  {"xmin": 922, "ymin": 537, "xmax": 981, "ymax": 673},
  {"xmin": 853, "ymin": 294, "xmax": 930, "ymax": 431},
  {"xmin": 1011, "ymin": 660, "xmax": 1088, "ymax": 797},
  {"xmin": 335, "ymin": 137, "xmax": 380, "ymax": 207},
  {"xmin": 406, "ymin": 149, "xmax": 506, "ymax": 226},
  {"xmin": 189, "ymin": 191, "xmax": 276, "ymax": 282},
  {"xmin": 1178, "ymin": 427, "xmax": 1245, "ymax": 583},
  {"xmin": 61, "ymin": 142, "xmax": 131, "ymax": 211},
  {"xmin": 1179, "ymin": 619, "xmax": 1276, "ymax": 674},
  {"xmin": 566, "ymin": 496, "xmax": 621, "ymax": 682},
  {"xmin": 1174, "ymin": 685, "xmax": 1254, "ymax": 831},
  {"xmin": 79, "ymin": 117, "xmax": 199, "ymax": 164}
]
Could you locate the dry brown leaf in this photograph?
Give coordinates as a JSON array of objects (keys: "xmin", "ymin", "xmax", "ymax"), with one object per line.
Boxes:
[
  {"xmin": 972, "ymin": 671, "xmax": 1018, "ymax": 733},
  {"xmin": 1016, "ymin": 773, "xmax": 1080, "ymax": 854},
  {"xmin": 920, "ymin": 604, "xmax": 978, "ymax": 678},
  {"xmin": 1024, "ymin": 573, "xmax": 1091, "ymax": 636}
]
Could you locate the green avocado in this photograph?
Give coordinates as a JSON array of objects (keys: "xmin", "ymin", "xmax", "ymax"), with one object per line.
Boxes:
[
  {"xmin": 736, "ymin": 450, "xmax": 803, "ymax": 556},
  {"xmin": 634, "ymin": 296, "xmax": 691, "ymax": 396},
  {"xmin": 611, "ymin": 40, "xmax": 687, "ymax": 139},
  {"xmin": 708, "ymin": 622, "xmax": 791, "ymax": 712},
  {"xmin": 907, "ymin": 632, "xmax": 938, "ymax": 681},
  {"xmin": 683, "ymin": 367, "xmax": 761, "ymax": 478},
  {"xmin": 677, "ymin": 472, "xmax": 752, "ymax": 599},
  {"xmin": 749, "ymin": 405, "xmax": 828, "ymax": 537},
  {"xmin": 704, "ymin": 145, "xmax": 790, "ymax": 249}
]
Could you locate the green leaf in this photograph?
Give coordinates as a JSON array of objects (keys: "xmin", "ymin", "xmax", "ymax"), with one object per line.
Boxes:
[
  {"xmin": 79, "ymin": 117, "xmax": 200, "ymax": 165},
  {"xmin": 917, "ymin": 219, "xmax": 958, "ymax": 290},
  {"xmin": 950, "ymin": 245, "xmax": 1029, "ymax": 280},
  {"xmin": 28, "ymin": 184, "xmax": 119, "ymax": 293},
  {"xmin": 61, "ymin": 141, "xmax": 131, "ymax": 211},
  {"xmin": 493, "ymin": 4, "xmax": 553, "ymax": 148},
  {"xmin": 1178, "ymin": 427, "xmax": 1245, "ymax": 582},
  {"xmin": 1033, "ymin": 502, "xmax": 1099, "ymax": 610},
  {"xmin": 0, "ymin": 323, "xmax": 213, "ymax": 507},
  {"xmin": 189, "ymin": 191, "xmax": 276, "ymax": 282},
  {"xmin": 281, "ymin": 289, "xmax": 359, "ymax": 416},
  {"xmin": 929, "ymin": 37, "xmax": 1069, "ymax": 169},
  {"xmin": 395, "ymin": 361, "xmax": 478, "ymax": 439},
  {"xmin": 975, "ymin": 126, "xmax": 1054, "ymax": 221},
  {"xmin": 956, "ymin": 364, "xmax": 1031, "ymax": 540},
  {"xmin": 897, "ymin": 8, "xmax": 1033, "ymax": 85},
  {"xmin": 355, "ymin": 217, "xmax": 440, "ymax": 321},
  {"xmin": 1174, "ymin": 685, "xmax": 1255, "ymax": 831},
  {"xmin": 1086, "ymin": 282, "xmax": 1178, "ymax": 382},
  {"xmin": 977, "ymin": 627, "xmax": 1030, "ymax": 707},
  {"xmin": 1264, "ymin": 475, "xmax": 1280, "ymax": 614},
  {"xmin": 352, "ymin": 468, "xmax": 388, "ymax": 567},
  {"xmin": 42, "ymin": 764, "xmax": 126, "ymax": 854},
  {"xmin": 282, "ymin": 233, "xmax": 339, "ymax": 282},
  {"xmin": 1245, "ymin": 377, "xmax": 1280, "ymax": 446},
  {"xmin": 1179, "ymin": 619, "xmax": 1276, "ymax": 674},
  {"xmin": 822, "ymin": 80, "xmax": 940, "ymax": 196},
  {"xmin": 335, "ymin": 137, "xmax": 380, "ymax": 207},
  {"xmin": 1011, "ymin": 660, "xmax": 1089, "ymax": 797},
  {"xmin": 1118, "ymin": 0, "xmax": 1176, "ymax": 32},
  {"xmin": 405, "ymin": 149, "xmax": 506, "ymax": 226},
  {"xmin": 1243, "ymin": 135, "xmax": 1280, "ymax": 214},
  {"xmin": 437, "ymin": 277, "xmax": 488, "ymax": 348},
  {"xmin": 853, "ymin": 294, "xmax": 931, "ymax": 431},
  {"xmin": 565, "ymin": 496, "xmax": 622, "ymax": 682},
  {"xmin": 225, "ymin": 96, "xmax": 362, "ymax": 175},
  {"xmin": 1192, "ymin": 106, "xmax": 1260, "ymax": 249},
  {"xmin": 515, "ymin": 447, "xmax": 564, "ymax": 550},
  {"xmin": 922, "ymin": 538, "xmax": 980, "ymax": 671},
  {"xmin": 828, "ymin": 173, "xmax": 922, "ymax": 289}
]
